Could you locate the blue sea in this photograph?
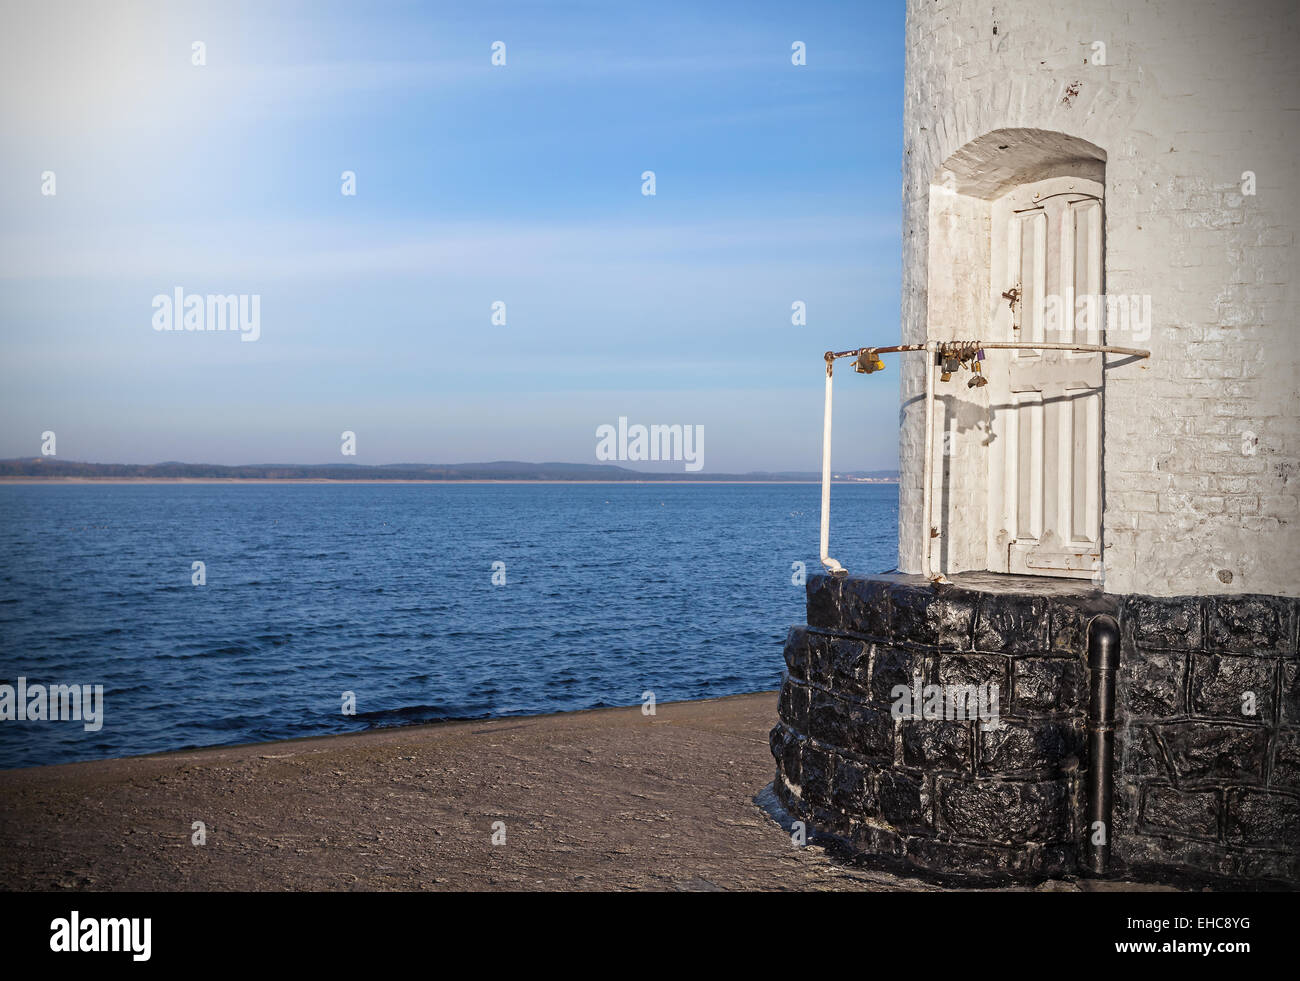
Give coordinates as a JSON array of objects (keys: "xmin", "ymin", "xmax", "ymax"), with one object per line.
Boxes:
[{"xmin": 0, "ymin": 483, "xmax": 896, "ymax": 769}]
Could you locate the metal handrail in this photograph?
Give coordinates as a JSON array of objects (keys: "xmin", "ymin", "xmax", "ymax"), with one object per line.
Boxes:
[{"xmin": 819, "ymin": 340, "xmax": 1151, "ymax": 583}]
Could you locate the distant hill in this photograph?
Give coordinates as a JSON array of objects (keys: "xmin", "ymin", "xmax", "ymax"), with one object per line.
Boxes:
[{"xmin": 0, "ymin": 458, "xmax": 899, "ymax": 483}]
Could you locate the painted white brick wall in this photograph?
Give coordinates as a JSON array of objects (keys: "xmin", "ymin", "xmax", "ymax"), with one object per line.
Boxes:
[{"xmin": 899, "ymin": 0, "xmax": 1300, "ymax": 597}]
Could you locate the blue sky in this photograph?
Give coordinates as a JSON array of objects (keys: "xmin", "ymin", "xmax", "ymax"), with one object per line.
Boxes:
[{"xmin": 0, "ymin": 0, "xmax": 905, "ymax": 472}]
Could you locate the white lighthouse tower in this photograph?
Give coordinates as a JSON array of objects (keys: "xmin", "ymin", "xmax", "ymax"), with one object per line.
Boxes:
[
  {"xmin": 897, "ymin": 0, "xmax": 1298, "ymax": 597},
  {"xmin": 772, "ymin": 0, "xmax": 1299, "ymax": 885}
]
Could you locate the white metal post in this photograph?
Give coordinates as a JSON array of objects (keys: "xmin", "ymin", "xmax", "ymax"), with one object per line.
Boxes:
[{"xmin": 820, "ymin": 359, "xmax": 846, "ymax": 576}]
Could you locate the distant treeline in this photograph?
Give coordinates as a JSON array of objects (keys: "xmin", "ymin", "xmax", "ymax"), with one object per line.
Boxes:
[{"xmin": 0, "ymin": 459, "xmax": 900, "ymax": 483}]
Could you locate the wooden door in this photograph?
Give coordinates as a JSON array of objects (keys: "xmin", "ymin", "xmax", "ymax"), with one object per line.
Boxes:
[{"xmin": 986, "ymin": 176, "xmax": 1104, "ymax": 578}]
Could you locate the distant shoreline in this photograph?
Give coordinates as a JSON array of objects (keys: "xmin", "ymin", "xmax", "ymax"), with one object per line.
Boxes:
[
  {"xmin": 0, "ymin": 459, "xmax": 900, "ymax": 484},
  {"xmin": 0, "ymin": 477, "xmax": 898, "ymax": 485}
]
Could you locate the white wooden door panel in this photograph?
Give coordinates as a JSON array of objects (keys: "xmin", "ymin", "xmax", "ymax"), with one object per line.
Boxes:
[{"xmin": 987, "ymin": 176, "xmax": 1104, "ymax": 579}]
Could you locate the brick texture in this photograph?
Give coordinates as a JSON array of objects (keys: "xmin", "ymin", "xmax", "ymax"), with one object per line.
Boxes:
[{"xmin": 897, "ymin": 0, "xmax": 1300, "ymax": 598}]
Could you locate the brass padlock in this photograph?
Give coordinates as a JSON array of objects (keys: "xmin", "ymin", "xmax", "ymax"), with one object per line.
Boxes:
[
  {"xmin": 855, "ymin": 349, "xmax": 885, "ymax": 374},
  {"xmin": 941, "ymin": 354, "xmax": 960, "ymax": 383}
]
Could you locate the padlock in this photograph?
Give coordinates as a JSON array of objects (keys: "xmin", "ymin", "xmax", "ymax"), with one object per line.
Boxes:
[{"xmin": 854, "ymin": 349, "xmax": 885, "ymax": 374}]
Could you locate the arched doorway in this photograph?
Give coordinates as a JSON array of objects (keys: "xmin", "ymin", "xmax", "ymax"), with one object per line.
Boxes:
[{"xmin": 926, "ymin": 129, "xmax": 1108, "ymax": 579}]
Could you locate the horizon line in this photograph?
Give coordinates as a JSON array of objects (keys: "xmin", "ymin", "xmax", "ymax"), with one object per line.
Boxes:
[{"xmin": 2, "ymin": 457, "xmax": 900, "ymax": 478}]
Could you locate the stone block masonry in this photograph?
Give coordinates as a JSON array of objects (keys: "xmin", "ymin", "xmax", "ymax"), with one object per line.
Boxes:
[{"xmin": 771, "ymin": 572, "xmax": 1300, "ymax": 885}]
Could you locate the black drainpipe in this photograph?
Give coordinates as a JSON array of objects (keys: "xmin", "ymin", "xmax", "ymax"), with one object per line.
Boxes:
[{"xmin": 1085, "ymin": 614, "xmax": 1120, "ymax": 877}]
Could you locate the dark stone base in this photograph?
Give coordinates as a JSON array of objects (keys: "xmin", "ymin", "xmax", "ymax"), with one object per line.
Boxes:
[{"xmin": 771, "ymin": 572, "xmax": 1300, "ymax": 887}]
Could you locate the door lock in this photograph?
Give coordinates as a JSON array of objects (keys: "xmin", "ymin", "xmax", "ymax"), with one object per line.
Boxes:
[{"xmin": 1002, "ymin": 285, "xmax": 1021, "ymax": 331}]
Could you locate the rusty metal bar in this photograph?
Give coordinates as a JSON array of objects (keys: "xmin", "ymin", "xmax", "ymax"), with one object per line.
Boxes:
[{"xmin": 817, "ymin": 339, "xmax": 1151, "ymax": 581}]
